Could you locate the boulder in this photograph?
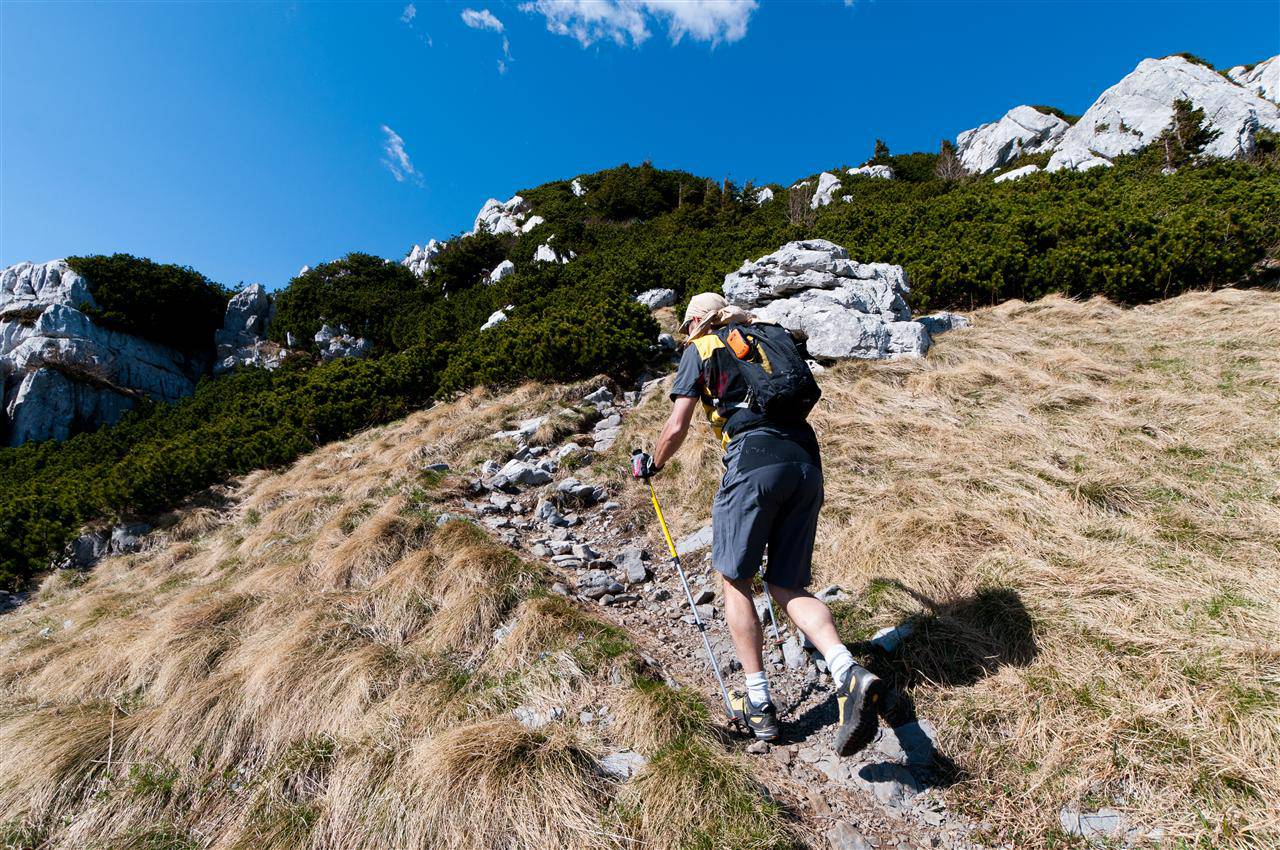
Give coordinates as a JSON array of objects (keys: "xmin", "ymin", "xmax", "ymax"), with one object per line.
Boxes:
[
  {"xmin": 956, "ymin": 105, "xmax": 1069, "ymax": 173},
  {"xmin": 917, "ymin": 311, "xmax": 970, "ymax": 335},
  {"xmin": 754, "ymin": 186, "xmax": 775, "ymax": 204},
  {"xmin": 571, "ymin": 178, "xmax": 587, "ymax": 197},
  {"xmin": 1048, "ymin": 55, "xmax": 1280, "ymax": 171},
  {"xmin": 1, "ymin": 260, "xmax": 204, "ymax": 446},
  {"xmin": 723, "ymin": 240, "xmax": 954, "ymax": 361},
  {"xmin": 846, "ymin": 164, "xmax": 895, "ymax": 179},
  {"xmin": 472, "ymin": 195, "xmax": 528, "ymax": 235},
  {"xmin": 402, "ymin": 239, "xmax": 445, "ymax": 276},
  {"xmin": 214, "ymin": 284, "xmax": 288, "ymax": 375},
  {"xmin": 520, "ymin": 215, "xmax": 545, "ymax": 234},
  {"xmin": 488, "ymin": 260, "xmax": 515, "ymax": 283},
  {"xmin": 314, "ymin": 324, "xmax": 371, "ymax": 362},
  {"xmin": 481, "ymin": 306, "xmax": 513, "ymax": 331},
  {"xmin": 809, "ymin": 172, "xmax": 842, "ymax": 209},
  {"xmin": 635, "ymin": 288, "xmax": 676, "ymax": 310},
  {"xmin": 993, "ymin": 163, "xmax": 1042, "ymax": 183},
  {"xmin": 1228, "ymin": 55, "xmax": 1279, "ymax": 105}
]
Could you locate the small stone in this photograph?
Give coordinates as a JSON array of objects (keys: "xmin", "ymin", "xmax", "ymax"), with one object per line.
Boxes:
[
  {"xmin": 782, "ymin": 636, "xmax": 807, "ymax": 670},
  {"xmin": 424, "ymin": 462, "xmax": 450, "ymax": 473},
  {"xmin": 675, "ymin": 524, "xmax": 713, "ymax": 555},
  {"xmin": 694, "ymin": 604, "xmax": 716, "ymax": 620},
  {"xmin": 572, "ymin": 542, "xmax": 599, "ymax": 561},
  {"xmin": 598, "ymin": 749, "xmax": 646, "ymax": 780},
  {"xmin": 650, "ymin": 588, "xmax": 671, "ymax": 602},
  {"xmin": 601, "ymin": 501, "xmax": 621, "ymax": 512},
  {"xmin": 550, "ymin": 582, "xmax": 570, "ymax": 596},
  {"xmin": 746, "ymin": 740, "xmax": 770, "ymax": 755},
  {"xmin": 772, "ymin": 746, "xmax": 794, "ymax": 767},
  {"xmin": 807, "ymin": 789, "xmax": 831, "ymax": 817},
  {"xmin": 691, "ymin": 588, "xmax": 715, "ymax": 606},
  {"xmin": 827, "ymin": 823, "xmax": 872, "ymax": 850}
]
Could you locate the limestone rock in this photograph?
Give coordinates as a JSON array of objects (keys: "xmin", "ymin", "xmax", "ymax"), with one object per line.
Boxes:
[
  {"xmin": 723, "ymin": 240, "xmax": 949, "ymax": 361},
  {"xmin": 676, "ymin": 524, "xmax": 713, "ymax": 555},
  {"xmin": 571, "ymin": 178, "xmax": 587, "ymax": 197},
  {"xmin": 402, "ymin": 239, "xmax": 445, "ymax": 276},
  {"xmin": 488, "ymin": 260, "xmax": 515, "ymax": 284},
  {"xmin": 994, "ymin": 163, "xmax": 1042, "ymax": 183},
  {"xmin": 520, "ymin": 215, "xmax": 545, "ymax": 234},
  {"xmin": 472, "ymin": 195, "xmax": 528, "ymax": 235},
  {"xmin": 917, "ymin": 311, "xmax": 970, "ymax": 335},
  {"xmin": 598, "ymin": 749, "xmax": 646, "ymax": 780},
  {"xmin": 956, "ymin": 105, "xmax": 1069, "ymax": 173},
  {"xmin": 1048, "ymin": 55, "xmax": 1280, "ymax": 171},
  {"xmin": 481, "ymin": 306, "xmax": 513, "ymax": 331},
  {"xmin": 810, "ymin": 172, "xmax": 842, "ymax": 209},
  {"xmin": 214, "ymin": 284, "xmax": 287, "ymax": 375},
  {"xmin": 1228, "ymin": 55, "xmax": 1279, "ymax": 104},
  {"xmin": 314, "ymin": 324, "xmax": 371, "ymax": 361},
  {"xmin": 635, "ymin": 288, "xmax": 676, "ymax": 310},
  {"xmin": 754, "ymin": 186, "xmax": 775, "ymax": 204},
  {"xmin": 846, "ymin": 164, "xmax": 895, "ymax": 179},
  {"xmin": 534, "ymin": 239, "xmax": 573, "ymax": 264},
  {"xmin": 1, "ymin": 260, "xmax": 204, "ymax": 446}
]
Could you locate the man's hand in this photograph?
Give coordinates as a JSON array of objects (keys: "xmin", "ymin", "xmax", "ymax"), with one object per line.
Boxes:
[{"xmin": 631, "ymin": 450, "xmax": 660, "ymax": 479}]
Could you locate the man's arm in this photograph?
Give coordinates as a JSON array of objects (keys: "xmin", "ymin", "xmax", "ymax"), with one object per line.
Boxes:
[{"xmin": 652, "ymin": 396, "xmax": 699, "ymax": 471}]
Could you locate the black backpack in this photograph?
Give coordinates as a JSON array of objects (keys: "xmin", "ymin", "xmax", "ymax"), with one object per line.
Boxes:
[{"xmin": 714, "ymin": 321, "xmax": 822, "ymax": 423}]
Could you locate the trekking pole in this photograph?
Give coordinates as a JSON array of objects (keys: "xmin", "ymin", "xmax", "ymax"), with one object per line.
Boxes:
[
  {"xmin": 761, "ymin": 580, "xmax": 783, "ymax": 648},
  {"xmin": 635, "ymin": 457, "xmax": 737, "ymax": 724}
]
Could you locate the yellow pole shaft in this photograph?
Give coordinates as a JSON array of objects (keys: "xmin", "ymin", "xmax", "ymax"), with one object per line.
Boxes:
[{"xmin": 649, "ymin": 482, "xmax": 679, "ymax": 560}]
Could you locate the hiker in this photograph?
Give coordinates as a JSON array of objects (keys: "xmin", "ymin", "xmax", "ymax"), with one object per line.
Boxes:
[{"xmin": 632, "ymin": 292, "xmax": 886, "ymax": 754}]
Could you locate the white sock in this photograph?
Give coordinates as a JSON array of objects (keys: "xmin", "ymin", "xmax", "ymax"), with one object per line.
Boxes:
[
  {"xmin": 745, "ymin": 671, "xmax": 771, "ymax": 706},
  {"xmin": 825, "ymin": 645, "xmax": 854, "ymax": 687}
]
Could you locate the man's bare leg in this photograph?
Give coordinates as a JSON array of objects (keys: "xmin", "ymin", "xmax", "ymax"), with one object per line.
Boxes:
[
  {"xmin": 767, "ymin": 584, "xmax": 856, "ymax": 687},
  {"xmin": 720, "ymin": 575, "xmax": 764, "ymax": 674}
]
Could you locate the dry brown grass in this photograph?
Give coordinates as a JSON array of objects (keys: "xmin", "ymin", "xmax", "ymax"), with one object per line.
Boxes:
[
  {"xmin": 618, "ymin": 288, "xmax": 1280, "ymax": 848},
  {"xmin": 0, "ymin": 384, "xmax": 792, "ymax": 850}
]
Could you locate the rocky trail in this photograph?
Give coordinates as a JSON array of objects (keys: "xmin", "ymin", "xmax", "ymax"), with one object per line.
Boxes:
[{"xmin": 439, "ymin": 384, "xmax": 995, "ymax": 850}]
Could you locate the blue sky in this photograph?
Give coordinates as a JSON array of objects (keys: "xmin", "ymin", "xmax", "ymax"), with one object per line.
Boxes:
[{"xmin": 3, "ymin": 1, "xmax": 1276, "ymax": 289}]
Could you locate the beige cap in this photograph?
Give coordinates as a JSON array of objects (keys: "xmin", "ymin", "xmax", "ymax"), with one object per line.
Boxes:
[{"xmin": 681, "ymin": 291, "xmax": 727, "ymax": 335}]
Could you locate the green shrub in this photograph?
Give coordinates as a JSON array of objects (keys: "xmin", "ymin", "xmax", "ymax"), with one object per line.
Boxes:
[
  {"xmin": 65, "ymin": 254, "xmax": 230, "ymax": 356},
  {"xmin": 1029, "ymin": 104, "xmax": 1081, "ymax": 124},
  {"xmin": 270, "ymin": 253, "xmax": 428, "ymax": 354}
]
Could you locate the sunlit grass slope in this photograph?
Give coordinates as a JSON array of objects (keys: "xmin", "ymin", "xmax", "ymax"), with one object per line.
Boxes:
[{"xmin": 618, "ymin": 288, "xmax": 1280, "ymax": 849}]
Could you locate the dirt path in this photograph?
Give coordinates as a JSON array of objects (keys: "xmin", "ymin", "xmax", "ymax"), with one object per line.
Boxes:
[{"xmin": 444, "ymin": 386, "xmax": 993, "ymax": 850}]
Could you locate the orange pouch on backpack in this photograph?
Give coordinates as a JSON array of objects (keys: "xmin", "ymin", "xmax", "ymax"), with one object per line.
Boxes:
[{"xmin": 726, "ymin": 329, "xmax": 751, "ymax": 359}]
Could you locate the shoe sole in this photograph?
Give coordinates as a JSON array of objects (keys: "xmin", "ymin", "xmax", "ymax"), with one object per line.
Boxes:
[{"xmin": 834, "ymin": 677, "xmax": 887, "ymax": 757}]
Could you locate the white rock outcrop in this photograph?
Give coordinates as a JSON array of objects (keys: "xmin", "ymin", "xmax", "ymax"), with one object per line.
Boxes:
[
  {"xmin": 994, "ymin": 163, "xmax": 1043, "ymax": 183},
  {"xmin": 1228, "ymin": 56, "xmax": 1279, "ymax": 105},
  {"xmin": 214, "ymin": 284, "xmax": 287, "ymax": 375},
  {"xmin": 520, "ymin": 215, "xmax": 545, "ymax": 234},
  {"xmin": 847, "ymin": 164, "xmax": 895, "ymax": 179},
  {"xmin": 956, "ymin": 105, "xmax": 1070, "ymax": 173},
  {"xmin": 403, "ymin": 239, "xmax": 445, "ymax": 277},
  {"xmin": 489, "ymin": 260, "xmax": 516, "ymax": 284},
  {"xmin": 754, "ymin": 186, "xmax": 775, "ymax": 205},
  {"xmin": 472, "ymin": 195, "xmax": 529, "ymax": 235},
  {"xmin": 314, "ymin": 324, "xmax": 371, "ymax": 361},
  {"xmin": 571, "ymin": 178, "xmax": 587, "ymax": 197},
  {"xmin": 481, "ymin": 306, "xmax": 513, "ymax": 331},
  {"xmin": 635, "ymin": 288, "xmax": 676, "ymax": 310},
  {"xmin": 810, "ymin": 172, "xmax": 842, "ymax": 209},
  {"xmin": 1, "ymin": 260, "xmax": 204, "ymax": 446},
  {"xmin": 722, "ymin": 240, "xmax": 963, "ymax": 360},
  {"xmin": 534, "ymin": 237, "xmax": 575, "ymax": 264},
  {"xmin": 1048, "ymin": 56, "xmax": 1280, "ymax": 172}
]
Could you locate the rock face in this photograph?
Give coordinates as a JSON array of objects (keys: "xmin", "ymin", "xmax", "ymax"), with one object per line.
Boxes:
[
  {"xmin": 214, "ymin": 284, "xmax": 287, "ymax": 375},
  {"xmin": 635, "ymin": 288, "xmax": 676, "ymax": 310},
  {"xmin": 489, "ymin": 260, "xmax": 516, "ymax": 284},
  {"xmin": 994, "ymin": 163, "xmax": 1042, "ymax": 183},
  {"xmin": 481, "ymin": 306, "xmax": 513, "ymax": 331},
  {"xmin": 723, "ymin": 240, "xmax": 964, "ymax": 360},
  {"xmin": 534, "ymin": 237, "xmax": 574, "ymax": 264},
  {"xmin": 1048, "ymin": 56, "xmax": 1280, "ymax": 171},
  {"xmin": 403, "ymin": 239, "xmax": 445, "ymax": 277},
  {"xmin": 810, "ymin": 172, "xmax": 842, "ymax": 208},
  {"xmin": 754, "ymin": 186, "xmax": 774, "ymax": 204},
  {"xmin": 571, "ymin": 178, "xmax": 587, "ymax": 197},
  {"xmin": 956, "ymin": 105, "xmax": 1069, "ymax": 173},
  {"xmin": 1228, "ymin": 55, "xmax": 1279, "ymax": 104},
  {"xmin": 1, "ymin": 260, "xmax": 204, "ymax": 446},
  {"xmin": 472, "ymin": 195, "xmax": 530, "ymax": 235},
  {"xmin": 314, "ymin": 324, "xmax": 371, "ymax": 361},
  {"xmin": 846, "ymin": 164, "xmax": 895, "ymax": 179}
]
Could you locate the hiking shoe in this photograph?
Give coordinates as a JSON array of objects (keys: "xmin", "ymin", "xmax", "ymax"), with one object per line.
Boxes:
[
  {"xmin": 730, "ymin": 690, "xmax": 780, "ymax": 741},
  {"xmin": 833, "ymin": 663, "xmax": 886, "ymax": 757}
]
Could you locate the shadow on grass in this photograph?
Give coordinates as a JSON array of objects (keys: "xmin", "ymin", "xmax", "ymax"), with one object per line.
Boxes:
[{"xmin": 782, "ymin": 584, "xmax": 1037, "ymax": 789}]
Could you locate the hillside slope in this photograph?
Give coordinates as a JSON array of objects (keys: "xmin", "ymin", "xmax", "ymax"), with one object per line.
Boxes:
[
  {"xmin": 3, "ymin": 288, "xmax": 1277, "ymax": 849},
  {"xmin": 0, "ymin": 386, "xmax": 792, "ymax": 850},
  {"xmin": 615, "ymin": 287, "xmax": 1280, "ymax": 848}
]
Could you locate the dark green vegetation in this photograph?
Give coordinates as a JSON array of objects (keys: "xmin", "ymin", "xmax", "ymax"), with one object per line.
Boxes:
[
  {"xmin": 0, "ymin": 349, "xmax": 443, "ymax": 589},
  {"xmin": 65, "ymin": 254, "xmax": 230, "ymax": 357},
  {"xmin": 5, "ymin": 136, "xmax": 1279, "ymax": 589}
]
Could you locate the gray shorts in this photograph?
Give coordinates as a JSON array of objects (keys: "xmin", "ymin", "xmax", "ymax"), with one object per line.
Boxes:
[{"xmin": 711, "ymin": 435, "xmax": 824, "ymax": 588}]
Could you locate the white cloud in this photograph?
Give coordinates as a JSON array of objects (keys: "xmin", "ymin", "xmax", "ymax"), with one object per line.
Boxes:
[
  {"xmin": 519, "ymin": 0, "xmax": 756, "ymax": 47},
  {"xmin": 400, "ymin": 2, "xmax": 416, "ymax": 24},
  {"xmin": 461, "ymin": 7, "xmax": 505, "ymax": 32},
  {"xmin": 379, "ymin": 124, "xmax": 423, "ymax": 186},
  {"xmin": 497, "ymin": 59, "xmax": 508, "ymax": 74}
]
